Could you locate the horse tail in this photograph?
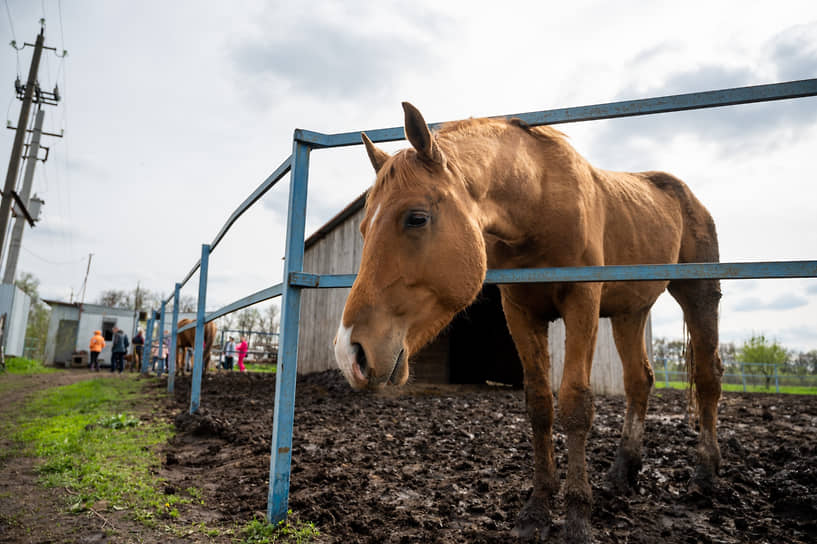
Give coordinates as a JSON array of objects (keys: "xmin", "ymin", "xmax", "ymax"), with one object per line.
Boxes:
[{"xmin": 684, "ymin": 333, "xmax": 697, "ymax": 423}]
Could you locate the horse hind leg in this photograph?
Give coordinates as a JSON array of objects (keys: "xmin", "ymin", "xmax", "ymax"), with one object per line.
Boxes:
[
  {"xmin": 607, "ymin": 310, "xmax": 653, "ymax": 494},
  {"xmin": 668, "ymin": 279, "xmax": 724, "ymax": 492}
]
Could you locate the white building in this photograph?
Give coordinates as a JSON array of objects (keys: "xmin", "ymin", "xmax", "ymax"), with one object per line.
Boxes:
[
  {"xmin": 0, "ymin": 283, "xmax": 31, "ymax": 357},
  {"xmin": 42, "ymin": 300, "xmax": 139, "ymax": 367}
]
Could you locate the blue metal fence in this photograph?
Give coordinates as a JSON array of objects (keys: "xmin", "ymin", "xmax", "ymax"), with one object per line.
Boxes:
[{"xmin": 144, "ymin": 77, "xmax": 817, "ymax": 525}]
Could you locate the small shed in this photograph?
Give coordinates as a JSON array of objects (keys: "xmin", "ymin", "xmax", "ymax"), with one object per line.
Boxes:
[
  {"xmin": 298, "ymin": 193, "xmax": 651, "ymax": 395},
  {"xmin": 42, "ymin": 301, "xmax": 139, "ymax": 367},
  {"xmin": 0, "ymin": 283, "xmax": 31, "ymax": 357}
]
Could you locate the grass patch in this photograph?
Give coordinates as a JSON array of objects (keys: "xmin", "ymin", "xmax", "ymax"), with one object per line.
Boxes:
[
  {"xmin": 241, "ymin": 513, "xmax": 320, "ymax": 543},
  {"xmin": 3, "ymin": 357, "xmax": 57, "ymax": 375},
  {"xmin": 654, "ymin": 379, "xmax": 817, "ymax": 395},
  {"xmin": 246, "ymin": 363, "xmax": 277, "ymax": 374},
  {"xmin": 9, "ymin": 377, "xmax": 182, "ymax": 524}
]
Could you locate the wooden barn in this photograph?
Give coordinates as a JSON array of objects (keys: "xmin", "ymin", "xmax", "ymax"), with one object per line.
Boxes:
[{"xmin": 298, "ymin": 193, "xmax": 652, "ymax": 395}]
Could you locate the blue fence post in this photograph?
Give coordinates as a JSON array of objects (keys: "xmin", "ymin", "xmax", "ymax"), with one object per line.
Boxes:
[
  {"xmin": 741, "ymin": 362, "xmax": 747, "ymax": 392},
  {"xmin": 190, "ymin": 244, "xmax": 210, "ymax": 415},
  {"xmin": 141, "ymin": 312, "xmax": 155, "ymax": 374},
  {"xmin": 168, "ymin": 282, "xmax": 181, "ymax": 392},
  {"xmin": 157, "ymin": 301, "xmax": 166, "ymax": 376},
  {"xmin": 267, "ymin": 136, "xmax": 311, "ymax": 524},
  {"xmin": 774, "ymin": 363, "xmax": 780, "ymax": 393},
  {"xmin": 663, "ymin": 358, "xmax": 669, "ymax": 388}
]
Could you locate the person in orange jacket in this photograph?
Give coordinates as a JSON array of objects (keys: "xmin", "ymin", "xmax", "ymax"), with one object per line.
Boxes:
[{"xmin": 89, "ymin": 330, "xmax": 105, "ymax": 371}]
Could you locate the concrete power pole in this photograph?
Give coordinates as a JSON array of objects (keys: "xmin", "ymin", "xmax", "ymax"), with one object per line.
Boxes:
[
  {"xmin": 0, "ymin": 29, "xmax": 45, "ymax": 258},
  {"xmin": 2, "ymin": 109, "xmax": 45, "ymax": 284}
]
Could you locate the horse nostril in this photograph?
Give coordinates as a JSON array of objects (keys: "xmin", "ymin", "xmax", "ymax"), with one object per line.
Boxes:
[{"xmin": 353, "ymin": 343, "xmax": 368, "ymax": 375}]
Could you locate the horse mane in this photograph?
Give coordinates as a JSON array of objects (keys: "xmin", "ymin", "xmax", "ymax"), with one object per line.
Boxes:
[{"xmin": 367, "ymin": 116, "xmax": 574, "ymax": 210}]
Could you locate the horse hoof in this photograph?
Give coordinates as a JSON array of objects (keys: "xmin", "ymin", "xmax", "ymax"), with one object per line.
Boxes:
[
  {"xmin": 564, "ymin": 510, "xmax": 592, "ymax": 544},
  {"xmin": 605, "ymin": 450, "xmax": 641, "ymax": 496},
  {"xmin": 512, "ymin": 496, "xmax": 555, "ymax": 541}
]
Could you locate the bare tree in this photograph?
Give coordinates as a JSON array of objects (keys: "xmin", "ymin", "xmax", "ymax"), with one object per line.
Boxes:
[{"xmin": 97, "ymin": 289, "xmax": 130, "ymax": 309}]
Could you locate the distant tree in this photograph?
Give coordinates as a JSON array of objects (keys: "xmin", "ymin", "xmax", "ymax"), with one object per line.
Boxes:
[
  {"xmin": 178, "ymin": 295, "xmax": 197, "ymax": 313},
  {"xmin": 793, "ymin": 350, "xmax": 817, "ymax": 375},
  {"xmin": 261, "ymin": 303, "xmax": 280, "ymax": 335},
  {"xmin": 15, "ymin": 272, "xmax": 50, "ymax": 361},
  {"xmin": 652, "ymin": 337, "xmax": 686, "ymax": 371},
  {"xmin": 97, "ymin": 289, "xmax": 130, "ymax": 309},
  {"xmin": 737, "ymin": 334, "xmax": 789, "ymax": 389},
  {"xmin": 236, "ymin": 307, "xmax": 261, "ymax": 335}
]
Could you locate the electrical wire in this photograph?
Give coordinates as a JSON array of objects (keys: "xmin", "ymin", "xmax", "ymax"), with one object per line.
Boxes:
[
  {"xmin": 3, "ymin": 0, "xmax": 21, "ymax": 75},
  {"xmin": 21, "ymin": 245, "xmax": 85, "ymax": 266}
]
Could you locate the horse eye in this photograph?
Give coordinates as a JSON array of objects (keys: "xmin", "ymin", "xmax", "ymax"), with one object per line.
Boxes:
[{"xmin": 404, "ymin": 211, "xmax": 429, "ymax": 229}]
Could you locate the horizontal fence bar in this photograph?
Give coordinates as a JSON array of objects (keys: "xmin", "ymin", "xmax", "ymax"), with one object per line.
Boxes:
[
  {"xmin": 176, "ymin": 283, "xmax": 284, "ymax": 334},
  {"xmin": 290, "ymin": 261, "xmax": 817, "ymax": 289},
  {"xmin": 295, "ymin": 78, "xmax": 817, "ymax": 149}
]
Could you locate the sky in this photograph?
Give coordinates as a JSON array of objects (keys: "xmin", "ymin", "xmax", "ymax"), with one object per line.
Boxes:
[{"xmin": 1, "ymin": 0, "xmax": 816, "ymax": 352}]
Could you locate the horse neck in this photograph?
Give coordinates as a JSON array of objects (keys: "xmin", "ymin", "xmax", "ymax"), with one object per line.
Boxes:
[{"xmin": 445, "ymin": 128, "xmax": 573, "ymax": 245}]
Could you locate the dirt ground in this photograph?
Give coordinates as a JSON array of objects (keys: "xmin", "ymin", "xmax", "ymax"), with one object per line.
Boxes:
[
  {"xmin": 2, "ymin": 369, "xmax": 816, "ymax": 543},
  {"xmin": 162, "ymin": 370, "xmax": 817, "ymax": 544}
]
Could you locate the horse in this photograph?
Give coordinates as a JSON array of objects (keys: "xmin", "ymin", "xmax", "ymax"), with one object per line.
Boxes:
[
  {"xmin": 175, "ymin": 318, "xmax": 216, "ymax": 375},
  {"xmin": 334, "ymin": 103, "xmax": 723, "ymax": 543}
]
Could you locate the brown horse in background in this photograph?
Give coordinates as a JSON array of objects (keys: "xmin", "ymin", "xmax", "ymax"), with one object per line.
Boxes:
[
  {"xmin": 334, "ymin": 103, "xmax": 723, "ymax": 543},
  {"xmin": 175, "ymin": 318, "xmax": 216, "ymax": 375}
]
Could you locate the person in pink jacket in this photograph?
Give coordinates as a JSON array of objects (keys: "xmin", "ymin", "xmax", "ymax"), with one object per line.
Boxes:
[{"xmin": 236, "ymin": 336, "xmax": 249, "ymax": 372}]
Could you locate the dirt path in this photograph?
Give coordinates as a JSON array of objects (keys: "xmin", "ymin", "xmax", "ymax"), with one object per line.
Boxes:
[{"xmin": 0, "ymin": 369, "xmax": 190, "ymax": 544}]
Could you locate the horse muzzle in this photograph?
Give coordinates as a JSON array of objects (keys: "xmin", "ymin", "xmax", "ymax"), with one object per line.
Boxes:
[{"xmin": 334, "ymin": 323, "xmax": 408, "ymax": 389}]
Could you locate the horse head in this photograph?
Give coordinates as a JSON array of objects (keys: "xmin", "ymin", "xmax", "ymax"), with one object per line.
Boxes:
[{"xmin": 334, "ymin": 103, "xmax": 487, "ymax": 390}]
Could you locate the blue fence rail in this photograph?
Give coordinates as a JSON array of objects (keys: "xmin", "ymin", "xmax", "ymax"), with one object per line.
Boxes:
[{"xmin": 141, "ymin": 77, "xmax": 817, "ymax": 525}]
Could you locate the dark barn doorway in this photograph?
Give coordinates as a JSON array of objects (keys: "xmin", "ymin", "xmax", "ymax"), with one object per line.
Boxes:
[{"xmin": 449, "ymin": 285, "xmax": 523, "ymax": 387}]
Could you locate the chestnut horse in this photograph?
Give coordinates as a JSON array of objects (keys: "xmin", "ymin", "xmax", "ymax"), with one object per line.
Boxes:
[
  {"xmin": 175, "ymin": 318, "xmax": 216, "ymax": 375},
  {"xmin": 334, "ymin": 103, "xmax": 723, "ymax": 543}
]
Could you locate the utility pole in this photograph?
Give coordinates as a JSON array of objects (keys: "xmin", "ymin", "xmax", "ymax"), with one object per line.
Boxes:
[
  {"xmin": 79, "ymin": 253, "xmax": 93, "ymax": 305},
  {"xmin": 0, "ymin": 28, "xmax": 45, "ymax": 258},
  {"xmin": 2, "ymin": 108, "xmax": 45, "ymax": 284},
  {"xmin": 1, "ymin": 23, "xmax": 63, "ymax": 284}
]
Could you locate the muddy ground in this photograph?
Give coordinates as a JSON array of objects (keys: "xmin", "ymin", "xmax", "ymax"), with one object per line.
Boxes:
[{"xmin": 159, "ymin": 370, "xmax": 817, "ymax": 543}]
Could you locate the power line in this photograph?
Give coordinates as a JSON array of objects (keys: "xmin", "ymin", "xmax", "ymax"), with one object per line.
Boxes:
[
  {"xmin": 3, "ymin": 0, "xmax": 15, "ymax": 43},
  {"xmin": 21, "ymin": 245, "xmax": 85, "ymax": 265}
]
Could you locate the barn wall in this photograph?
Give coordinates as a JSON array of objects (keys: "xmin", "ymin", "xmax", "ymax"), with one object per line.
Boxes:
[{"xmin": 297, "ymin": 206, "xmax": 365, "ymax": 375}]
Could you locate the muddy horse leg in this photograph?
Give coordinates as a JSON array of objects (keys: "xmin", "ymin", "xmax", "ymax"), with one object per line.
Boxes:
[
  {"xmin": 607, "ymin": 310, "xmax": 654, "ymax": 493},
  {"xmin": 502, "ymin": 294, "xmax": 559, "ymax": 541},
  {"xmin": 558, "ymin": 285, "xmax": 601, "ymax": 544},
  {"xmin": 669, "ymin": 279, "xmax": 723, "ymax": 492}
]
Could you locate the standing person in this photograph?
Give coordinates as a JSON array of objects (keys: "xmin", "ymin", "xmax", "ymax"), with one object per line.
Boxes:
[
  {"xmin": 89, "ymin": 330, "xmax": 105, "ymax": 371},
  {"xmin": 236, "ymin": 336, "xmax": 248, "ymax": 372},
  {"xmin": 111, "ymin": 327, "xmax": 130, "ymax": 374},
  {"xmin": 132, "ymin": 329, "xmax": 145, "ymax": 372},
  {"xmin": 155, "ymin": 334, "xmax": 170, "ymax": 376},
  {"xmin": 222, "ymin": 336, "xmax": 236, "ymax": 371}
]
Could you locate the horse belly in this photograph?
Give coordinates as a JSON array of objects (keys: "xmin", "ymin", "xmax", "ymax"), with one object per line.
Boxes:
[{"xmin": 599, "ymin": 280, "xmax": 669, "ymax": 317}]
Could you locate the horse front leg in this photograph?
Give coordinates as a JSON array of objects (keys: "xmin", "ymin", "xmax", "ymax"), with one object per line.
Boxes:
[
  {"xmin": 558, "ymin": 285, "xmax": 601, "ymax": 544},
  {"xmin": 501, "ymin": 294, "xmax": 558, "ymax": 541}
]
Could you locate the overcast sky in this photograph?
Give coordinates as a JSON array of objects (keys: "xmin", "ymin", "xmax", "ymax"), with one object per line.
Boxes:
[{"xmin": 2, "ymin": 1, "xmax": 816, "ymax": 352}]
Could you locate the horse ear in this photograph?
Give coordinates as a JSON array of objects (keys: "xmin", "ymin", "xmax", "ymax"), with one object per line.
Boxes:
[
  {"xmin": 361, "ymin": 132, "xmax": 390, "ymax": 173},
  {"xmin": 402, "ymin": 102, "xmax": 444, "ymax": 165}
]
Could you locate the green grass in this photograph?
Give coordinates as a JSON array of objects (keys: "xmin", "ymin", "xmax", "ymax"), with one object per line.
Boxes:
[
  {"xmin": 241, "ymin": 513, "xmax": 320, "ymax": 543},
  {"xmin": 3, "ymin": 356, "xmax": 57, "ymax": 374},
  {"xmin": 246, "ymin": 363, "xmax": 277, "ymax": 374},
  {"xmin": 654, "ymin": 379, "xmax": 817, "ymax": 395},
  {"xmin": 9, "ymin": 377, "xmax": 185, "ymax": 524}
]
